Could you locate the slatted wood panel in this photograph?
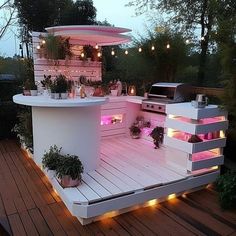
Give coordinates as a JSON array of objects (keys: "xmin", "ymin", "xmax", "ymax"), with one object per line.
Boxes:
[
  {"xmin": 32, "ymin": 31, "xmax": 102, "ymax": 82},
  {"xmin": 0, "ymin": 139, "xmax": 235, "ymax": 235}
]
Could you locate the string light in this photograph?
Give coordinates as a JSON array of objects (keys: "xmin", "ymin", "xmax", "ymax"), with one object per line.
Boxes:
[
  {"xmin": 125, "ymin": 50, "xmax": 128, "ymax": 55},
  {"xmin": 97, "ymin": 52, "xmax": 102, "ymax": 57},
  {"xmin": 166, "ymin": 43, "xmax": 170, "ymax": 49},
  {"xmin": 201, "ymin": 36, "xmax": 205, "ymax": 41},
  {"xmin": 36, "ymin": 45, "xmax": 41, "ymax": 50},
  {"xmin": 185, "ymin": 39, "xmax": 190, "ymax": 44},
  {"xmin": 81, "ymin": 52, "xmax": 85, "ymax": 58},
  {"xmin": 42, "ymin": 39, "xmax": 46, "ymax": 44},
  {"xmin": 151, "ymin": 45, "xmax": 155, "ymax": 51},
  {"xmin": 95, "ymin": 44, "xmax": 99, "ymax": 49},
  {"xmin": 138, "ymin": 47, "xmax": 142, "ymax": 52},
  {"xmin": 111, "ymin": 48, "xmax": 115, "ymax": 56}
]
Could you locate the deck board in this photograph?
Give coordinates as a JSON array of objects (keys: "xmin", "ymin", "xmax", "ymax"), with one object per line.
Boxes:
[{"xmin": 0, "ymin": 139, "xmax": 235, "ymax": 235}]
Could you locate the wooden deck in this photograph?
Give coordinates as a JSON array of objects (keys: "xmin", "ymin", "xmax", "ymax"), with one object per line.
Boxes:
[{"xmin": 0, "ymin": 139, "xmax": 236, "ymax": 235}]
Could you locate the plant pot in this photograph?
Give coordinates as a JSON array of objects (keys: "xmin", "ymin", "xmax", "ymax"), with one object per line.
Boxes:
[
  {"xmin": 30, "ymin": 90, "xmax": 38, "ymax": 96},
  {"xmin": 51, "ymin": 93, "xmax": 60, "ymax": 99},
  {"xmin": 45, "ymin": 169, "xmax": 55, "ymax": 179},
  {"xmin": 60, "ymin": 92, "xmax": 68, "ymax": 99},
  {"xmin": 60, "ymin": 175, "xmax": 81, "ymax": 188},
  {"xmin": 111, "ymin": 89, "xmax": 118, "ymax": 96},
  {"xmin": 23, "ymin": 90, "xmax": 31, "ymax": 96},
  {"xmin": 131, "ymin": 133, "xmax": 141, "ymax": 139}
]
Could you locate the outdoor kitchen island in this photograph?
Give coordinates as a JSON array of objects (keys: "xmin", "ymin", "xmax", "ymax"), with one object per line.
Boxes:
[{"xmin": 13, "ymin": 93, "xmax": 227, "ymax": 225}]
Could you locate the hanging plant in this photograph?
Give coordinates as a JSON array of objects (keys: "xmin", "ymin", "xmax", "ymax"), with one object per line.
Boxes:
[{"xmin": 42, "ymin": 34, "xmax": 73, "ymax": 60}]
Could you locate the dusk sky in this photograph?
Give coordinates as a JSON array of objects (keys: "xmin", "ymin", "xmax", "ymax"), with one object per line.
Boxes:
[{"xmin": 0, "ymin": 0, "xmax": 147, "ymax": 57}]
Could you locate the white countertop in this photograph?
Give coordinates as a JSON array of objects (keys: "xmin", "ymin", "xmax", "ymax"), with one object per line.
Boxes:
[
  {"xmin": 166, "ymin": 102, "xmax": 226, "ymax": 119},
  {"xmin": 13, "ymin": 94, "xmax": 109, "ymax": 107},
  {"xmin": 13, "ymin": 94, "xmax": 144, "ymax": 107}
]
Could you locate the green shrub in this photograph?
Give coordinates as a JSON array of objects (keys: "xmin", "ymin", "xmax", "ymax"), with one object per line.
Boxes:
[
  {"xmin": 56, "ymin": 154, "xmax": 84, "ymax": 180},
  {"xmin": 42, "ymin": 145, "xmax": 62, "ymax": 170},
  {"xmin": 215, "ymin": 171, "xmax": 236, "ymax": 209}
]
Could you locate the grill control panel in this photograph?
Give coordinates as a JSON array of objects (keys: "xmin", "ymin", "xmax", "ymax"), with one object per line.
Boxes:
[{"xmin": 142, "ymin": 102, "xmax": 166, "ymax": 113}]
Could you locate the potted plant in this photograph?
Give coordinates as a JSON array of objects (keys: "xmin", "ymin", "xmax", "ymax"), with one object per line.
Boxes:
[
  {"xmin": 83, "ymin": 45, "xmax": 94, "ymax": 61},
  {"xmin": 149, "ymin": 126, "xmax": 164, "ymax": 149},
  {"xmin": 42, "ymin": 145, "xmax": 62, "ymax": 179},
  {"xmin": 56, "ymin": 154, "xmax": 84, "ymax": 188},
  {"xmin": 43, "ymin": 34, "xmax": 72, "ymax": 60},
  {"xmin": 53, "ymin": 74, "xmax": 68, "ymax": 99},
  {"xmin": 23, "ymin": 79, "xmax": 31, "ymax": 96},
  {"xmin": 129, "ymin": 124, "xmax": 141, "ymax": 139},
  {"xmin": 30, "ymin": 82, "xmax": 38, "ymax": 96}
]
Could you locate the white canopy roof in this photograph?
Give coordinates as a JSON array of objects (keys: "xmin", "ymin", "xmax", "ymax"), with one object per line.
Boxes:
[{"xmin": 45, "ymin": 25, "xmax": 132, "ymax": 46}]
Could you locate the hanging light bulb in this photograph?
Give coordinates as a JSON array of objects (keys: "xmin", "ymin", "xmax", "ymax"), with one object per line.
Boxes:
[
  {"xmin": 111, "ymin": 48, "xmax": 115, "ymax": 56},
  {"xmin": 81, "ymin": 52, "xmax": 85, "ymax": 58},
  {"xmin": 95, "ymin": 44, "xmax": 99, "ymax": 49},
  {"xmin": 36, "ymin": 45, "xmax": 41, "ymax": 50},
  {"xmin": 151, "ymin": 45, "xmax": 155, "ymax": 51},
  {"xmin": 125, "ymin": 50, "xmax": 128, "ymax": 55},
  {"xmin": 166, "ymin": 43, "xmax": 170, "ymax": 49},
  {"xmin": 97, "ymin": 52, "xmax": 101, "ymax": 57},
  {"xmin": 138, "ymin": 47, "xmax": 142, "ymax": 52},
  {"xmin": 41, "ymin": 39, "xmax": 46, "ymax": 44},
  {"xmin": 185, "ymin": 39, "xmax": 190, "ymax": 44},
  {"xmin": 201, "ymin": 36, "xmax": 205, "ymax": 41}
]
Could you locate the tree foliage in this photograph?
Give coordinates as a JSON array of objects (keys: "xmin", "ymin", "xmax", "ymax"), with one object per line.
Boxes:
[{"xmin": 126, "ymin": 0, "xmax": 226, "ymax": 85}]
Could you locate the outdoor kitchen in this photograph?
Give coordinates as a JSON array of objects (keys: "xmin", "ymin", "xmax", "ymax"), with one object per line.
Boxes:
[{"xmin": 12, "ymin": 25, "xmax": 228, "ymax": 225}]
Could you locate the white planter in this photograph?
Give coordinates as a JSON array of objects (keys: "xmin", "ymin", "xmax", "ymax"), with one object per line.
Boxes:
[
  {"xmin": 30, "ymin": 90, "xmax": 38, "ymax": 96},
  {"xmin": 60, "ymin": 93, "xmax": 68, "ymax": 99},
  {"xmin": 111, "ymin": 89, "xmax": 118, "ymax": 96}
]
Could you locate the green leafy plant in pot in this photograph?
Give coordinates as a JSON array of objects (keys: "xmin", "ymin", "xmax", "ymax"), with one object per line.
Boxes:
[
  {"xmin": 56, "ymin": 154, "xmax": 84, "ymax": 188},
  {"xmin": 42, "ymin": 145, "xmax": 62, "ymax": 179},
  {"xmin": 149, "ymin": 126, "xmax": 164, "ymax": 149},
  {"xmin": 53, "ymin": 74, "xmax": 69, "ymax": 99},
  {"xmin": 129, "ymin": 124, "xmax": 141, "ymax": 139}
]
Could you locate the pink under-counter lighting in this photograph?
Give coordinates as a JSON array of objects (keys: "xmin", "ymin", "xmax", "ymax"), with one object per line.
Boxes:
[
  {"xmin": 191, "ymin": 149, "xmax": 220, "ymax": 161},
  {"xmin": 169, "ymin": 115, "xmax": 225, "ymax": 124},
  {"xmin": 101, "ymin": 114, "xmax": 123, "ymax": 125}
]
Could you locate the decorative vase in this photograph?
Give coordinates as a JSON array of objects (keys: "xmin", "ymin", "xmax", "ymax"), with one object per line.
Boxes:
[
  {"xmin": 23, "ymin": 90, "xmax": 31, "ymax": 96},
  {"xmin": 30, "ymin": 90, "xmax": 38, "ymax": 96},
  {"xmin": 60, "ymin": 175, "xmax": 81, "ymax": 188},
  {"xmin": 111, "ymin": 89, "xmax": 118, "ymax": 96}
]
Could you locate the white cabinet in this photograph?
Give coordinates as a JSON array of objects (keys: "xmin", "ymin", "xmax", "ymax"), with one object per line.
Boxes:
[{"xmin": 164, "ymin": 102, "xmax": 228, "ymax": 173}]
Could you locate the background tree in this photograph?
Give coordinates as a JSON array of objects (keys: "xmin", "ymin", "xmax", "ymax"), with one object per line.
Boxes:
[
  {"xmin": 127, "ymin": 0, "xmax": 219, "ymax": 85},
  {"xmin": 0, "ymin": 0, "xmax": 16, "ymax": 39}
]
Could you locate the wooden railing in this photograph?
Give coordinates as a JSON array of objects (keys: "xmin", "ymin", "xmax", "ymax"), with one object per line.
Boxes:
[{"xmin": 192, "ymin": 87, "xmax": 224, "ymax": 97}]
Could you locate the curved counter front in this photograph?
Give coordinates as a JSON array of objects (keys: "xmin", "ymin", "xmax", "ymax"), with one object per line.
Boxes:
[{"xmin": 13, "ymin": 94, "xmax": 109, "ymax": 172}]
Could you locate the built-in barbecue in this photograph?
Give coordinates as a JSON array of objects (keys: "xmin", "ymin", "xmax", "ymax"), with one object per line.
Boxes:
[{"xmin": 142, "ymin": 82, "xmax": 191, "ymax": 114}]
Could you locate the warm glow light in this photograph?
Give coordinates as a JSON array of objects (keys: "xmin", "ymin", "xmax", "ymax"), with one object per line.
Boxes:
[
  {"xmin": 36, "ymin": 45, "xmax": 41, "ymax": 50},
  {"xmin": 95, "ymin": 44, "xmax": 99, "ymax": 49},
  {"xmin": 151, "ymin": 45, "xmax": 155, "ymax": 51},
  {"xmin": 138, "ymin": 47, "xmax": 142, "ymax": 52},
  {"xmin": 220, "ymin": 130, "xmax": 225, "ymax": 138},
  {"xmin": 182, "ymin": 194, "xmax": 187, "ymax": 198},
  {"xmin": 81, "ymin": 52, "xmax": 85, "ymax": 58},
  {"xmin": 166, "ymin": 43, "xmax": 170, "ymax": 49},
  {"xmin": 185, "ymin": 39, "xmax": 190, "ymax": 44},
  {"xmin": 201, "ymin": 36, "xmax": 205, "ymax": 41},
  {"xmin": 168, "ymin": 193, "xmax": 176, "ymax": 200},
  {"xmin": 167, "ymin": 128, "xmax": 175, "ymax": 137},
  {"xmin": 211, "ymin": 166, "xmax": 218, "ymax": 170},
  {"xmin": 147, "ymin": 199, "xmax": 158, "ymax": 206},
  {"xmin": 97, "ymin": 52, "xmax": 101, "ymax": 57},
  {"xmin": 111, "ymin": 49, "xmax": 115, "ymax": 56},
  {"xmin": 42, "ymin": 39, "xmax": 46, "ymax": 44},
  {"xmin": 125, "ymin": 50, "xmax": 128, "ymax": 55}
]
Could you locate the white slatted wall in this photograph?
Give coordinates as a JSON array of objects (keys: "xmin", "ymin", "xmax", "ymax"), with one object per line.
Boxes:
[{"xmin": 32, "ymin": 31, "xmax": 102, "ymax": 82}]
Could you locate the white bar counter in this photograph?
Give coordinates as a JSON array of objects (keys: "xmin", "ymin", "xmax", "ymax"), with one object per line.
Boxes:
[{"xmin": 13, "ymin": 94, "xmax": 108, "ymax": 172}]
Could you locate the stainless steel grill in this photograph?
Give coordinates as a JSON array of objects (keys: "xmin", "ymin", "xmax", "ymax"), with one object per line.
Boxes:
[{"xmin": 142, "ymin": 82, "xmax": 190, "ymax": 113}]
